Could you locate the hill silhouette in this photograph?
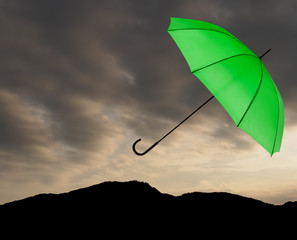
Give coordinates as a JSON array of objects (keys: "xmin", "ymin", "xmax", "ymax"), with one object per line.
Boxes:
[{"xmin": 0, "ymin": 180, "xmax": 296, "ymax": 237}]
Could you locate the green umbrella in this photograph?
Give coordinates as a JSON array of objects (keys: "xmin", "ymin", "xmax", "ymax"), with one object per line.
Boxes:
[{"xmin": 133, "ymin": 17, "xmax": 284, "ymax": 156}]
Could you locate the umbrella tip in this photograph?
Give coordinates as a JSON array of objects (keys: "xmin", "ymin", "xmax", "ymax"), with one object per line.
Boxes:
[{"xmin": 259, "ymin": 48, "xmax": 272, "ymax": 59}]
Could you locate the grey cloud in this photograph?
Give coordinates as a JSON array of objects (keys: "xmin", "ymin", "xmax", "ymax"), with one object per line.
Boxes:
[{"xmin": 0, "ymin": 90, "xmax": 54, "ymax": 157}]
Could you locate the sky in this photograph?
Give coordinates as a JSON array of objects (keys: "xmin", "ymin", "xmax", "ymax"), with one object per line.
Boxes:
[{"xmin": 0, "ymin": 0, "xmax": 297, "ymax": 205}]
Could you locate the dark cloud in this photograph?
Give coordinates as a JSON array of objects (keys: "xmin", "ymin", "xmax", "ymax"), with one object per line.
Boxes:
[
  {"xmin": 0, "ymin": 0, "xmax": 296, "ymax": 203},
  {"xmin": 0, "ymin": 90, "xmax": 53, "ymax": 155}
]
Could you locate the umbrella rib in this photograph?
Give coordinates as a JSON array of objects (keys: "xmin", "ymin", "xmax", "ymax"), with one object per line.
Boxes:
[
  {"xmin": 237, "ymin": 59, "xmax": 263, "ymax": 127},
  {"xmin": 191, "ymin": 54, "xmax": 257, "ymax": 74},
  {"xmin": 271, "ymin": 81, "xmax": 281, "ymax": 155},
  {"xmin": 168, "ymin": 28, "xmax": 244, "ymax": 47}
]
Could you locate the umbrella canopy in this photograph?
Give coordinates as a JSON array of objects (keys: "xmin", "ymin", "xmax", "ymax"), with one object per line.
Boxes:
[{"xmin": 168, "ymin": 18, "xmax": 284, "ymax": 155}]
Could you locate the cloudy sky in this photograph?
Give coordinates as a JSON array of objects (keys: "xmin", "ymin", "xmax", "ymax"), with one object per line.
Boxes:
[{"xmin": 1, "ymin": 0, "xmax": 297, "ymax": 204}]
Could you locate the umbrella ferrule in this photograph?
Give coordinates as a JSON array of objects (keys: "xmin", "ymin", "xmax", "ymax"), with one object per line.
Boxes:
[{"xmin": 259, "ymin": 48, "xmax": 272, "ymax": 59}]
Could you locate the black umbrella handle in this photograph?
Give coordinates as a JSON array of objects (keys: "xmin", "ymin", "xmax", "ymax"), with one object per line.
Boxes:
[
  {"xmin": 132, "ymin": 95, "xmax": 214, "ymax": 156},
  {"xmin": 132, "ymin": 139, "xmax": 159, "ymax": 156}
]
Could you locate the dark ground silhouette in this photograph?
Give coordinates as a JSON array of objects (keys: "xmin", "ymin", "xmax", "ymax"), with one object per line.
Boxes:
[{"xmin": 1, "ymin": 180, "xmax": 296, "ymax": 237}]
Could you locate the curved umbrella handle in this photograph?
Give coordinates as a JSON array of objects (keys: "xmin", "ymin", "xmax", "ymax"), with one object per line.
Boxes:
[{"xmin": 132, "ymin": 139, "xmax": 159, "ymax": 156}]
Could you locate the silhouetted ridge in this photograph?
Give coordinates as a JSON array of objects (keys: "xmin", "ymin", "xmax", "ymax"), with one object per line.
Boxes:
[{"xmin": 1, "ymin": 180, "xmax": 296, "ymax": 237}]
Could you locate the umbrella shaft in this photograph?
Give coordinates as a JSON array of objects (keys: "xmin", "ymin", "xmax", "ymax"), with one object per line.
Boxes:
[
  {"xmin": 157, "ymin": 95, "xmax": 214, "ymax": 143},
  {"xmin": 132, "ymin": 95, "xmax": 214, "ymax": 156}
]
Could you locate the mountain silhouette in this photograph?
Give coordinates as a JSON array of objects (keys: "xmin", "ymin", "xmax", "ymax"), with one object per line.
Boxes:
[{"xmin": 1, "ymin": 180, "xmax": 296, "ymax": 237}]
